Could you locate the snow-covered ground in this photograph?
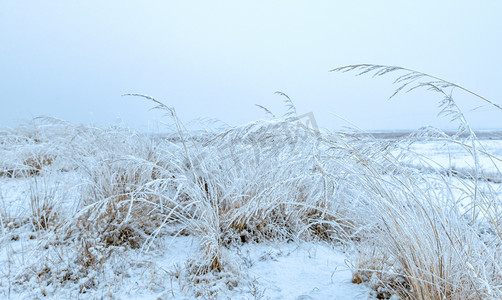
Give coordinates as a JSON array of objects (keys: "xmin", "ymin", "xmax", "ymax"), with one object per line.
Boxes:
[
  {"xmin": 405, "ymin": 139, "xmax": 502, "ymax": 175},
  {"xmin": 0, "ymin": 172, "xmax": 372, "ymax": 299},
  {"xmin": 121, "ymin": 239, "xmax": 370, "ymax": 299}
]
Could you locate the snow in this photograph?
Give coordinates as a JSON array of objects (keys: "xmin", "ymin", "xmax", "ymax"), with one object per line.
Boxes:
[
  {"xmin": 0, "ymin": 172, "xmax": 371, "ymax": 299},
  {"xmin": 403, "ymin": 139, "xmax": 502, "ymax": 174},
  {"xmin": 107, "ymin": 240, "xmax": 370, "ymax": 299},
  {"xmin": 238, "ymin": 242, "xmax": 369, "ymax": 299}
]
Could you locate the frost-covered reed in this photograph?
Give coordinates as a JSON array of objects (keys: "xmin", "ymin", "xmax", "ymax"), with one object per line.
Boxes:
[{"xmin": 0, "ymin": 65, "xmax": 501, "ymax": 299}]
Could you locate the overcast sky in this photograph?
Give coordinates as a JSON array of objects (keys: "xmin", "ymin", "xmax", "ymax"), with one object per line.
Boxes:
[{"xmin": 1, "ymin": 1, "xmax": 501, "ymax": 131}]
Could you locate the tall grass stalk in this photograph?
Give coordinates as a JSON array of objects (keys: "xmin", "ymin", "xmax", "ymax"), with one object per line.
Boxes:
[{"xmin": 0, "ymin": 66, "xmax": 500, "ymax": 298}]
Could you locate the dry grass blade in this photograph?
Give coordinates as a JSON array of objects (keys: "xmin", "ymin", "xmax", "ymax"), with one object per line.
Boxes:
[{"xmin": 331, "ymin": 64, "xmax": 502, "ymax": 111}]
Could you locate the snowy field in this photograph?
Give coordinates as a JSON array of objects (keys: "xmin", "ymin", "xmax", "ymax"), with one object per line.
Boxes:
[{"xmin": 1, "ymin": 119, "xmax": 501, "ymax": 299}]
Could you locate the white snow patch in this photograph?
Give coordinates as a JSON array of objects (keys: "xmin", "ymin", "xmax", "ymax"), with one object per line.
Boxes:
[{"xmin": 238, "ymin": 242, "xmax": 370, "ymax": 300}]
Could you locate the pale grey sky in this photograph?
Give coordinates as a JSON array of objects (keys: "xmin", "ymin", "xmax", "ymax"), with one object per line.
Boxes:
[{"xmin": 1, "ymin": 1, "xmax": 501, "ymax": 131}]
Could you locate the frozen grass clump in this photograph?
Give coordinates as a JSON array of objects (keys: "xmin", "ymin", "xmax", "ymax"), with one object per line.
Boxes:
[
  {"xmin": 331, "ymin": 64, "xmax": 502, "ymax": 299},
  {"xmin": 1, "ymin": 66, "xmax": 501, "ymax": 298}
]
